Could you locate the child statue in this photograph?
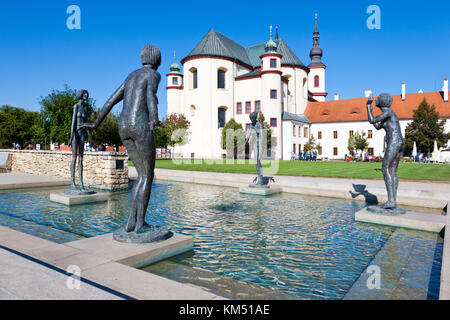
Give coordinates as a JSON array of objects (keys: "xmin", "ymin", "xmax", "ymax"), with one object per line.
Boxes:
[
  {"xmin": 245, "ymin": 112, "xmax": 274, "ymax": 188},
  {"xmin": 67, "ymin": 89, "xmax": 95, "ymax": 195},
  {"xmin": 366, "ymin": 93, "xmax": 405, "ymax": 212}
]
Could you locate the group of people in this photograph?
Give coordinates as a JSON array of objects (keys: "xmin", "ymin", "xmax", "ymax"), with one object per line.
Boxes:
[
  {"xmin": 344, "ymin": 154, "xmax": 377, "ymax": 162},
  {"xmin": 291, "ymin": 150, "xmax": 318, "ymax": 161},
  {"xmin": 85, "ymin": 144, "xmax": 118, "ymax": 152}
]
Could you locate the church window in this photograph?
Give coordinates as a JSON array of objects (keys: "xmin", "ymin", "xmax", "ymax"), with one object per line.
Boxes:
[
  {"xmin": 349, "ymin": 130, "xmax": 354, "ymax": 137},
  {"xmin": 318, "ymin": 131, "xmax": 322, "ymax": 139},
  {"xmin": 304, "ymin": 127, "xmax": 308, "ymax": 137},
  {"xmin": 193, "ymin": 69, "xmax": 198, "ymax": 89},
  {"xmin": 270, "ymin": 90, "xmax": 277, "ymax": 99},
  {"xmin": 293, "ymin": 125, "xmax": 296, "ymax": 136},
  {"xmin": 218, "ymin": 69, "xmax": 226, "ymax": 89},
  {"xmin": 314, "ymin": 75, "xmax": 319, "ymax": 88},
  {"xmin": 270, "ymin": 118, "xmax": 277, "ymax": 127},
  {"xmin": 218, "ymin": 107, "xmax": 226, "ymax": 128},
  {"xmin": 333, "ymin": 147, "xmax": 338, "ymax": 156},
  {"xmin": 293, "ymin": 144, "xmax": 296, "ymax": 154},
  {"xmin": 172, "ymin": 77, "xmax": 178, "ymax": 85},
  {"xmin": 270, "ymin": 59, "xmax": 277, "ymax": 68},
  {"xmin": 255, "ymin": 101, "xmax": 261, "ymax": 113},
  {"xmin": 368, "ymin": 130, "xmax": 373, "ymax": 139},
  {"xmin": 190, "ymin": 105, "xmax": 196, "ymax": 117},
  {"xmin": 333, "ymin": 131, "xmax": 338, "ymax": 139},
  {"xmin": 236, "ymin": 102, "xmax": 242, "ymax": 115},
  {"xmin": 245, "ymin": 101, "xmax": 251, "ymax": 114}
]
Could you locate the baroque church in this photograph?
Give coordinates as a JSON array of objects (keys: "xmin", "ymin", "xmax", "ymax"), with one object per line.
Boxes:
[{"xmin": 166, "ymin": 15, "xmax": 450, "ymax": 160}]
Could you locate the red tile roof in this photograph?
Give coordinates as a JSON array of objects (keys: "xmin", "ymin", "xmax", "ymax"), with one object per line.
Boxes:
[{"xmin": 304, "ymin": 91, "xmax": 450, "ymax": 123}]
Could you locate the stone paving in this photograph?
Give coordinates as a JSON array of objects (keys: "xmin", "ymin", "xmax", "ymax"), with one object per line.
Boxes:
[
  {"xmin": 0, "ymin": 226, "xmax": 224, "ymax": 300},
  {"xmin": 0, "ymin": 172, "xmax": 69, "ymax": 190}
]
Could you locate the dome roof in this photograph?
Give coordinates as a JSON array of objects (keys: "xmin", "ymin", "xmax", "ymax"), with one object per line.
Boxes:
[
  {"xmin": 170, "ymin": 60, "xmax": 181, "ymax": 74},
  {"xmin": 309, "ymin": 46, "xmax": 322, "ymax": 57},
  {"xmin": 264, "ymin": 38, "xmax": 278, "ymax": 53}
]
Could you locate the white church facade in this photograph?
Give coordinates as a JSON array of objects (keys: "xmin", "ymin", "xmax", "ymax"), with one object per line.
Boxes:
[{"xmin": 166, "ymin": 16, "xmax": 450, "ymax": 160}]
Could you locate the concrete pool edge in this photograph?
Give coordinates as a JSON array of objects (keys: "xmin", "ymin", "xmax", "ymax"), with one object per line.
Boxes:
[
  {"xmin": 0, "ymin": 172, "xmax": 70, "ymax": 190},
  {"xmin": 440, "ymin": 203, "xmax": 450, "ymax": 300},
  {"xmin": 0, "ymin": 226, "xmax": 225, "ymax": 300},
  {"xmin": 354, "ymin": 207, "xmax": 446, "ymax": 233}
]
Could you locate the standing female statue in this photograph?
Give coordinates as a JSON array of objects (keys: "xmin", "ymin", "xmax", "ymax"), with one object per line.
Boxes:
[
  {"xmin": 367, "ymin": 93, "xmax": 405, "ymax": 211},
  {"xmin": 67, "ymin": 89, "xmax": 93, "ymax": 194}
]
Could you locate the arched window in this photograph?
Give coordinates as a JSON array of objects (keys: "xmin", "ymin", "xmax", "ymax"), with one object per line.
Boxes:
[
  {"xmin": 218, "ymin": 106, "xmax": 227, "ymax": 128},
  {"xmin": 189, "ymin": 67, "xmax": 198, "ymax": 89},
  {"xmin": 218, "ymin": 68, "xmax": 226, "ymax": 89},
  {"xmin": 314, "ymin": 75, "xmax": 319, "ymax": 88},
  {"xmin": 190, "ymin": 105, "xmax": 196, "ymax": 117},
  {"xmin": 303, "ymin": 77, "xmax": 307, "ymax": 98}
]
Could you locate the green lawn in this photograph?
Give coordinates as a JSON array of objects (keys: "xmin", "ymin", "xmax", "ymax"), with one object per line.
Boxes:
[{"xmin": 128, "ymin": 159, "xmax": 450, "ymax": 181}]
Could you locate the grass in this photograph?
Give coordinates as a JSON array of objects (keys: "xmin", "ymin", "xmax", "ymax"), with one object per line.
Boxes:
[{"xmin": 128, "ymin": 159, "xmax": 450, "ymax": 181}]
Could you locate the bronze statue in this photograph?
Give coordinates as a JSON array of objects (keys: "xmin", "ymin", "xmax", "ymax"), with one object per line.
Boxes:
[
  {"xmin": 80, "ymin": 45, "xmax": 170, "ymax": 242},
  {"xmin": 367, "ymin": 93, "xmax": 405, "ymax": 213},
  {"xmin": 67, "ymin": 89, "xmax": 94, "ymax": 195},
  {"xmin": 245, "ymin": 112, "xmax": 274, "ymax": 188}
]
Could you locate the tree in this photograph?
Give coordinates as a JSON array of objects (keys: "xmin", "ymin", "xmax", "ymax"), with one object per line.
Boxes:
[
  {"xmin": 38, "ymin": 85, "xmax": 95, "ymax": 144},
  {"xmin": 257, "ymin": 112, "xmax": 272, "ymax": 151},
  {"xmin": 91, "ymin": 111, "xmax": 122, "ymax": 146},
  {"xmin": 304, "ymin": 135, "xmax": 317, "ymax": 152},
  {"xmin": 348, "ymin": 131, "xmax": 368, "ymax": 155},
  {"xmin": 0, "ymin": 105, "xmax": 40, "ymax": 148},
  {"xmin": 221, "ymin": 118, "xmax": 244, "ymax": 158},
  {"xmin": 405, "ymin": 98, "xmax": 450, "ymax": 154},
  {"xmin": 164, "ymin": 113, "xmax": 190, "ymax": 157},
  {"xmin": 154, "ymin": 125, "xmax": 168, "ymax": 148}
]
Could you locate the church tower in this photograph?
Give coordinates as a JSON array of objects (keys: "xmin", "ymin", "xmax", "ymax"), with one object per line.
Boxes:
[
  {"xmin": 308, "ymin": 14, "xmax": 327, "ymax": 102},
  {"xmin": 166, "ymin": 54, "xmax": 183, "ymax": 114},
  {"xmin": 260, "ymin": 26, "xmax": 283, "ymax": 158}
]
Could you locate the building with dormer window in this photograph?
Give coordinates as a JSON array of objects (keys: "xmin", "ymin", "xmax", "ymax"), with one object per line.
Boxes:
[{"xmin": 167, "ymin": 15, "xmax": 449, "ymax": 160}]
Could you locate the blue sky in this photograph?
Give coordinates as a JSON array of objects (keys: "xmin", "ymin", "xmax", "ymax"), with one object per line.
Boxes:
[{"xmin": 0, "ymin": 0, "xmax": 449, "ymax": 117}]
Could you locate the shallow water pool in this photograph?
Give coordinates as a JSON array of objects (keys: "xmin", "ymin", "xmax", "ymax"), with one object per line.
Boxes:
[{"xmin": 0, "ymin": 182, "xmax": 443, "ymax": 299}]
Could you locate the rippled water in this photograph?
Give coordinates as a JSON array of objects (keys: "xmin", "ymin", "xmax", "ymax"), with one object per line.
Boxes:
[{"xmin": 0, "ymin": 182, "xmax": 442, "ymax": 299}]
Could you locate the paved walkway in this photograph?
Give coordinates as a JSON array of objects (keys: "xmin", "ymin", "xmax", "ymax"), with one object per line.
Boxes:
[
  {"xmin": 0, "ymin": 226, "xmax": 224, "ymax": 300},
  {"xmin": 0, "ymin": 173, "xmax": 69, "ymax": 190},
  {"xmin": 130, "ymin": 168, "xmax": 450, "ymax": 210}
]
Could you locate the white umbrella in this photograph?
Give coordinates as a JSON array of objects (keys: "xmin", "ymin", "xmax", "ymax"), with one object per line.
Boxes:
[
  {"xmin": 412, "ymin": 141, "xmax": 417, "ymax": 158},
  {"xmin": 432, "ymin": 140, "xmax": 439, "ymax": 162}
]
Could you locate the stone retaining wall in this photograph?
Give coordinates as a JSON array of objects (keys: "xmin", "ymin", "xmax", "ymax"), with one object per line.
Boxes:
[{"xmin": 1, "ymin": 149, "xmax": 129, "ymax": 190}]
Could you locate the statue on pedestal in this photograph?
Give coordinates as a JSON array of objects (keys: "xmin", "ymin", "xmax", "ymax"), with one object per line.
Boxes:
[
  {"xmin": 366, "ymin": 93, "xmax": 405, "ymax": 214},
  {"xmin": 245, "ymin": 112, "xmax": 274, "ymax": 188},
  {"xmin": 66, "ymin": 89, "xmax": 95, "ymax": 195},
  {"xmin": 80, "ymin": 45, "xmax": 171, "ymax": 243}
]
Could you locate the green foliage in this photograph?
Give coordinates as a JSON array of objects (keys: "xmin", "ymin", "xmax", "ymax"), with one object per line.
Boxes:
[
  {"xmin": 303, "ymin": 135, "xmax": 317, "ymax": 152},
  {"xmin": 348, "ymin": 131, "xmax": 368, "ymax": 154},
  {"xmin": 257, "ymin": 112, "xmax": 272, "ymax": 150},
  {"xmin": 164, "ymin": 113, "xmax": 190, "ymax": 148},
  {"xmin": 91, "ymin": 111, "xmax": 122, "ymax": 146},
  {"xmin": 405, "ymin": 98, "xmax": 450, "ymax": 154},
  {"xmin": 154, "ymin": 125, "xmax": 168, "ymax": 148},
  {"xmin": 38, "ymin": 85, "xmax": 95, "ymax": 144},
  {"xmin": 221, "ymin": 118, "xmax": 244, "ymax": 157},
  {"xmin": 0, "ymin": 105, "xmax": 40, "ymax": 148}
]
